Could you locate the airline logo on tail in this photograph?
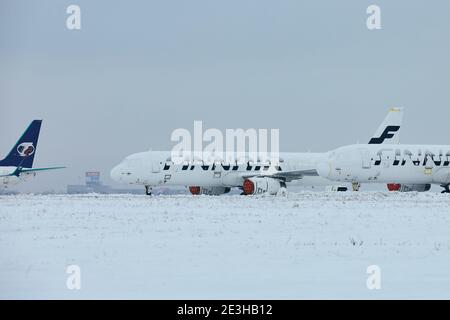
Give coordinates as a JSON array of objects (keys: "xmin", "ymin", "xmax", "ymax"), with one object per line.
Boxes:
[
  {"xmin": 0, "ymin": 120, "xmax": 42, "ymax": 168},
  {"xmin": 17, "ymin": 143, "xmax": 35, "ymax": 157},
  {"xmin": 0, "ymin": 120, "xmax": 66, "ymax": 182},
  {"xmin": 368, "ymin": 107, "xmax": 403, "ymax": 145},
  {"xmin": 368, "ymin": 126, "xmax": 400, "ymax": 144}
]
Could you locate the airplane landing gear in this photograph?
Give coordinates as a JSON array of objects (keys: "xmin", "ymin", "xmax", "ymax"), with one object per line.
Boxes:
[
  {"xmin": 352, "ymin": 182, "xmax": 361, "ymax": 192},
  {"xmin": 145, "ymin": 185, "xmax": 152, "ymax": 196},
  {"xmin": 441, "ymin": 184, "xmax": 450, "ymax": 194}
]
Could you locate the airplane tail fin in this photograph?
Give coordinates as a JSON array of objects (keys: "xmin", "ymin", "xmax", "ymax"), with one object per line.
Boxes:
[
  {"xmin": 368, "ymin": 107, "xmax": 403, "ymax": 144},
  {"xmin": 0, "ymin": 120, "xmax": 42, "ymax": 168}
]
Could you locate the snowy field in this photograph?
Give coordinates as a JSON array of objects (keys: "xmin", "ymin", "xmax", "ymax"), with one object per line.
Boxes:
[{"xmin": 1, "ymin": 191, "xmax": 450, "ymax": 299}]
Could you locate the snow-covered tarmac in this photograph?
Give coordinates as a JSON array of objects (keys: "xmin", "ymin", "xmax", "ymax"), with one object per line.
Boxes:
[{"xmin": 1, "ymin": 191, "xmax": 450, "ymax": 299}]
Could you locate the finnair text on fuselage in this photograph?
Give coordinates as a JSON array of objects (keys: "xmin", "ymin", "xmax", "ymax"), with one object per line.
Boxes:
[{"xmin": 318, "ymin": 144, "xmax": 450, "ymax": 185}]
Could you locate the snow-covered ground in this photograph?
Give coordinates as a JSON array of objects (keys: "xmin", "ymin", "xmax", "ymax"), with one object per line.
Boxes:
[{"xmin": 1, "ymin": 191, "xmax": 450, "ymax": 299}]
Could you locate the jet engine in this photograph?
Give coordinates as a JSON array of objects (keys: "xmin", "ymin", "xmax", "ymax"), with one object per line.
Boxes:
[
  {"xmin": 242, "ymin": 177, "xmax": 282, "ymax": 195},
  {"xmin": 189, "ymin": 186, "xmax": 231, "ymax": 195},
  {"xmin": 387, "ymin": 183, "xmax": 431, "ymax": 192}
]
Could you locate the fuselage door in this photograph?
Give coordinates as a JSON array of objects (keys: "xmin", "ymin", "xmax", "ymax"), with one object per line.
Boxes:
[
  {"xmin": 213, "ymin": 162, "xmax": 222, "ymax": 178},
  {"xmin": 359, "ymin": 148, "xmax": 371, "ymax": 169},
  {"xmin": 152, "ymin": 161, "xmax": 161, "ymax": 173}
]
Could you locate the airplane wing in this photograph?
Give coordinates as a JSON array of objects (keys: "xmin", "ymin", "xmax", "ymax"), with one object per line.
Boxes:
[{"xmin": 241, "ymin": 169, "xmax": 318, "ymax": 182}]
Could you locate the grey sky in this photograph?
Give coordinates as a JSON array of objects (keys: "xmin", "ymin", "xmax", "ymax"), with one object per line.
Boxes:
[{"xmin": 1, "ymin": 0, "xmax": 450, "ymax": 192}]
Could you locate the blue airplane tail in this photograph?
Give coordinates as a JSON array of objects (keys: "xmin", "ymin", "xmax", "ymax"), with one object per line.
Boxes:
[{"xmin": 0, "ymin": 120, "xmax": 42, "ymax": 168}]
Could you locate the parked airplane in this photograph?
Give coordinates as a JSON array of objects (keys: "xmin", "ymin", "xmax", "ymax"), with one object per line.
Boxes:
[
  {"xmin": 316, "ymin": 120, "xmax": 450, "ymax": 193},
  {"xmin": 111, "ymin": 108, "xmax": 403, "ymax": 195},
  {"xmin": 0, "ymin": 120, "xmax": 65, "ymax": 188}
]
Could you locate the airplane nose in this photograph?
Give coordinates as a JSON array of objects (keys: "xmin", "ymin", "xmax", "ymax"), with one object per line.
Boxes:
[
  {"xmin": 316, "ymin": 160, "xmax": 332, "ymax": 178},
  {"xmin": 110, "ymin": 165, "xmax": 121, "ymax": 182}
]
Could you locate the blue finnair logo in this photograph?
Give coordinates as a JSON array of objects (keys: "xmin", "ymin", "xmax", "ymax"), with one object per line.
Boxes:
[
  {"xmin": 369, "ymin": 126, "xmax": 400, "ymax": 144},
  {"xmin": 17, "ymin": 142, "xmax": 35, "ymax": 157}
]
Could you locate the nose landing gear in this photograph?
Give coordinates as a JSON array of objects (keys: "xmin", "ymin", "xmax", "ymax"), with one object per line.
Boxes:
[
  {"xmin": 441, "ymin": 184, "xmax": 450, "ymax": 194},
  {"xmin": 145, "ymin": 185, "xmax": 152, "ymax": 196},
  {"xmin": 352, "ymin": 182, "xmax": 361, "ymax": 192}
]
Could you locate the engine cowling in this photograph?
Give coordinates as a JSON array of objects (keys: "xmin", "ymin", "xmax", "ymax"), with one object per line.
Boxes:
[
  {"xmin": 242, "ymin": 177, "xmax": 281, "ymax": 195},
  {"xmin": 189, "ymin": 186, "xmax": 201, "ymax": 195},
  {"xmin": 201, "ymin": 186, "xmax": 231, "ymax": 195},
  {"xmin": 400, "ymin": 184, "xmax": 431, "ymax": 192},
  {"xmin": 189, "ymin": 186, "xmax": 231, "ymax": 195},
  {"xmin": 387, "ymin": 183, "xmax": 401, "ymax": 191},
  {"xmin": 387, "ymin": 184, "xmax": 431, "ymax": 192}
]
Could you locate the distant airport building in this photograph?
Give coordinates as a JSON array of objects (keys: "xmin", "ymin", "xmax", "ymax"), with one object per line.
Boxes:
[{"xmin": 85, "ymin": 171, "xmax": 101, "ymax": 187}]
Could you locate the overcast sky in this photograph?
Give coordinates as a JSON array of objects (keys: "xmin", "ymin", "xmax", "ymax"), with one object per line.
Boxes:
[{"xmin": 1, "ymin": 0, "xmax": 450, "ymax": 193}]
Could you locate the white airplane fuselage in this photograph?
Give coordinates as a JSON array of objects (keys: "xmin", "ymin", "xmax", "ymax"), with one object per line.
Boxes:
[
  {"xmin": 0, "ymin": 167, "xmax": 18, "ymax": 187},
  {"xmin": 317, "ymin": 144, "xmax": 450, "ymax": 185},
  {"xmin": 110, "ymin": 151, "xmax": 333, "ymax": 189},
  {"xmin": 0, "ymin": 167, "xmax": 35, "ymax": 187}
]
